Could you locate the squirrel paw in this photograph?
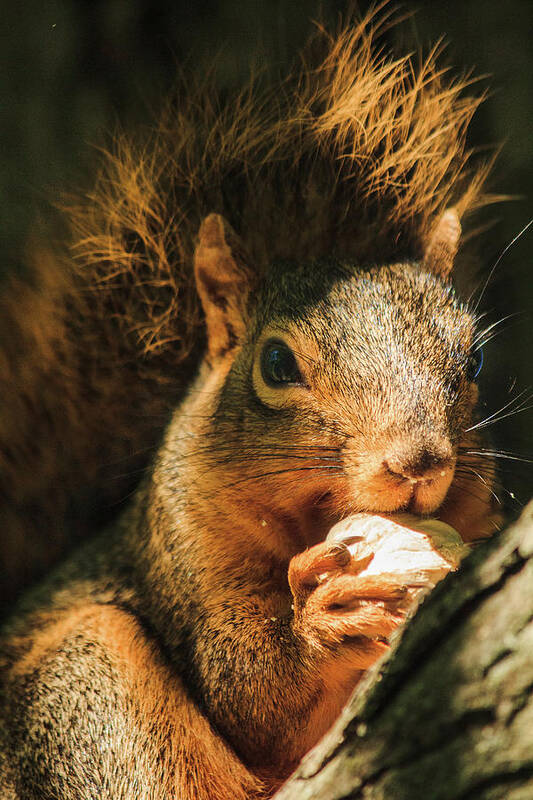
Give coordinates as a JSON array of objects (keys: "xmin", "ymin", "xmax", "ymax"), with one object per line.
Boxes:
[{"xmin": 288, "ymin": 541, "xmax": 420, "ymax": 668}]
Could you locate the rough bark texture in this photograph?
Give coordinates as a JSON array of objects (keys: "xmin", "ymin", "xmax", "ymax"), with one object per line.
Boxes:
[{"xmin": 275, "ymin": 501, "xmax": 533, "ymax": 800}]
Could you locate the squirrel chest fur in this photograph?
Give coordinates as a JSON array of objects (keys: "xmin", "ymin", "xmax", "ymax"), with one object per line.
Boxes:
[{"xmin": 0, "ymin": 12, "xmax": 502, "ymax": 800}]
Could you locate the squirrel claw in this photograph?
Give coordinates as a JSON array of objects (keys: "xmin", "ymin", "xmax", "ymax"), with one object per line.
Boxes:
[
  {"xmin": 290, "ymin": 540, "xmax": 355, "ymax": 593},
  {"xmin": 289, "ymin": 539, "xmax": 374, "ymax": 596},
  {"xmin": 325, "ymin": 542, "xmax": 351, "ymax": 568}
]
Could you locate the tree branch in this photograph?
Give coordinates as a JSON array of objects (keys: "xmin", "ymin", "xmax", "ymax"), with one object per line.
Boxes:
[{"xmin": 275, "ymin": 501, "xmax": 533, "ymax": 800}]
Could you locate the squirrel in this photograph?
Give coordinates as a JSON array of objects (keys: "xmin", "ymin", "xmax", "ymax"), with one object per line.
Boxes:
[{"xmin": 0, "ymin": 9, "xmax": 503, "ymax": 800}]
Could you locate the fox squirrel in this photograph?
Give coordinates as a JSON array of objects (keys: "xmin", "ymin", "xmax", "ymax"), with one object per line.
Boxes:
[{"xmin": 0, "ymin": 9, "xmax": 503, "ymax": 800}]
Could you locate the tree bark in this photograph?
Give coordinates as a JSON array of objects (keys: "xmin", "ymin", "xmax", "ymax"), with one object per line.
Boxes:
[{"xmin": 274, "ymin": 501, "xmax": 533, "ymax": 800}]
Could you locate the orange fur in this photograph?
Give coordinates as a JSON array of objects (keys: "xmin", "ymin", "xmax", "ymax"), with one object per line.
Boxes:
[
  {"xmin": 4, "ymin": 603, "xmax": 264, "ymax": 799},
  {"xmin": 69, "ymin": 12, "xmax": 494, "ymax": 358},
  {"xmin": 0, "ymin": 10, "xmax": 504, "ymax": 797},
  {"xmin": 0, "ymin": 6, "xmax": 499, "ymax": 611}
]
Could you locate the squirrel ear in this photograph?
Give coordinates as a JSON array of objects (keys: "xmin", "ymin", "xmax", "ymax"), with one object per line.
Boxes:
[
  {"xmin": 194, "ymin": 214, "xmax": 254, "ymax": 361},
  {"xmin": 423, "ymin": 208, "xmax": 461, "ymax": 277}
]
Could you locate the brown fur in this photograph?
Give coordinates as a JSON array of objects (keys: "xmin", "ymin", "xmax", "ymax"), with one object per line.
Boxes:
[
  {"xmin": 1, "ymin": 596, "xmax": 263, "ymax": 799},
  {"xmin": 0, "ymin": 6, "xmax": 502, "ymax": 611},
  {"xmin": 0, "ymin": 239, "xmax": 502, "ymax": 793},
  {"xmin": 0, "ymin": 6, "xmax": 504, "ymax": 799}
]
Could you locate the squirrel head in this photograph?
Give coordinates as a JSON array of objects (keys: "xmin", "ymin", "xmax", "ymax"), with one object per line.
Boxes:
[{"xmin": 179, "ymin": 211, "xmax": 484, "ymax": 548}]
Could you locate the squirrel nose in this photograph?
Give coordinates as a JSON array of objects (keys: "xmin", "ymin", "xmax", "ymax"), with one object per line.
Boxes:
[{"xmin": 384, "ymin": 444, "xmax": 453, "ymax": 483}]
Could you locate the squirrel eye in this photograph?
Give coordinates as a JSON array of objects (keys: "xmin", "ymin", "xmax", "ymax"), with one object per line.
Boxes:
[
  {"xmin": 260, "ymin": 339, "xmax": 303, "ymax": 387},
  {"xmin": 467, "ymin": 346, "xmax": 484, "ymax": 381}
]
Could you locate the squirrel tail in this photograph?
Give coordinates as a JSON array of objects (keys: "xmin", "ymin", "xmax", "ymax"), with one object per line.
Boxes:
[{"xmin": 0, "ymin": 5, "xmax": 498, "ymax": 611}]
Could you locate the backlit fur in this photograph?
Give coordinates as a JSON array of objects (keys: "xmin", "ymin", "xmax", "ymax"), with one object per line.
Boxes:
[
  {"xmin": 0, "ymin": 7, "xmax": 504, "ymax": 799},
  {"xmin": 0, "ymin": 7, "xmax": 500, "ymax": 608}
]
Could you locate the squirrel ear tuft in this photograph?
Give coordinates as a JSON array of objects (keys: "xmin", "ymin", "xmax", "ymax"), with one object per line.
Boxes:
[
  {"xmin": 423, "ymin": 208, "xmax": 461, "ymax": 277},
  {"xmin": 194, "ymin": 214, "xmax": 255, "ymax": 361}
]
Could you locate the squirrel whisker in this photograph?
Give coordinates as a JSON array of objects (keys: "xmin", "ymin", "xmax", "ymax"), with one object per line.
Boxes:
[
  {"xmin": 220, "ymin": 465, "xmax": 345, "ymax": 491},
  {"xmin": 450, "ymin": 473, "xmax": 504, "ymax": 507},
  {"xmin": 454, "ymin": 456, "xmax": 500, "ymax": 476},
  {"xmin": 459, "ymin": 449, "xmax": 533, "ymax": 464},
  {"xmin": 151, "ymin": 454, "xmax": 344, "ymax": 476},
  {"xmin": 465, "ymin": 389, "xmax": 533, "ymax": 432},
  {"xmin": 472, "ymin": 313, "xmax": 521, "ymax": 348},
  {"xmin": 472, "ymin": 217, "xmax": 533, "ymax": 312},
  {"xmin": 456, "ymin": 466, "xmax": 502, "ymax": 505}
]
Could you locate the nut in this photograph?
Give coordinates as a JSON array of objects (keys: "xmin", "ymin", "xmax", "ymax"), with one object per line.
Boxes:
[{"xmin": 326, "ymin": 513, "xmax": 468, "ymax": 587}]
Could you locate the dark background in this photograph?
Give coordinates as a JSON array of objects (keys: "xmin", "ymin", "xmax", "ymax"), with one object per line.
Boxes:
[{"xmin": 2, "ymin": 0, "xmax": 532, "ymax": 503}]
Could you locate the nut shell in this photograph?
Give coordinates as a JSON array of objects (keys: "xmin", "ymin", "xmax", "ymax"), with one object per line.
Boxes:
[{"xmin": 326, "ymin": 513, "xmax": 468, "ymax": 588}]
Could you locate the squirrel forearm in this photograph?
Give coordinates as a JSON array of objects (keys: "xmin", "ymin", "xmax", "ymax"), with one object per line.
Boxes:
[
  {"xmin": 186, "ymin": 602, "xmax": 336, "ymax": 771},
  {"xmin": 134, "ymin": 502, "xmax": 328, "ymax": 768}
]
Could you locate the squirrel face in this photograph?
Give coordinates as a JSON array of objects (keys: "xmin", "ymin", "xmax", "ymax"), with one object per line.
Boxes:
[
  {"xmin": 164, "ymin": 211, "xmax": 486, "ymax": 552},
  {"xmin": 220, "ymin": 261, "xmax": 478, "ymax": 519}
]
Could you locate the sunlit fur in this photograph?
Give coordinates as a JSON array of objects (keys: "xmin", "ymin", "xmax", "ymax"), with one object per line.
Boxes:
[
  {"xmin": 0, "ymin": 6, "xmax": 502, "ymax": 606},
  {"xmin": 250, "ymin": 262, "xmax": 476, "ymax": 520},
  {"xmin": 0, "ymin": 242, "xmax": 505, "ymax": 798},
  {"xmin": 0, "ymin": 8, "xmax": 510, "ymax": 800}
]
